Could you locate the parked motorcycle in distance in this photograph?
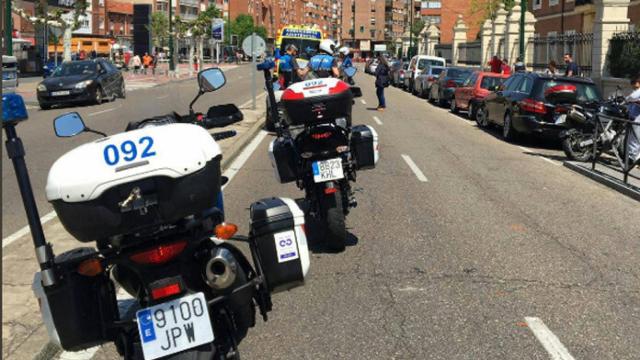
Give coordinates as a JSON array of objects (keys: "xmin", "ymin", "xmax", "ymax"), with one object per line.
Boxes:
[
  {"xmin": 556, "ymin": 85, "xmax": 629, "ymax": 162},
  {"xmin": 258, "ymin": 60, "xmax": 377, "ymax": 252},
  {"xmin": 3, "ymin": 68, "xmax": 310, "ymax": 360}
]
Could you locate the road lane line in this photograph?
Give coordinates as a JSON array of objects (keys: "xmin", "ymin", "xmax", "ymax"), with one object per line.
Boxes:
[
  {"xmin": 360, "ymin": 99, "xmax": 367, "ymax": 105},
  {"xmin": 401, "ymin": 154, "xmax": 428, "ymax": 182},
  {"xmin": 222, "ymin": 130, "xmax": 269, "ymax": 189},
  {"xmin": 88, "ymin": 107, "xmax": 117, "ymax": 116},
  {"xmin": 540, "ymin": 157, "xmax": 561, "ymax": 166},
  {"xmin": 525, "ymin": 317, "xmax": 576, "ymax": 360},
  {"xmin": 518, "ymin": 146, "xmax": 533, "ymax": 152},
  {"xmin": 2, "ymin": 211, "xmax": 57, "ymax": 248},
  {"xmin": 157, "ymin": 94, "xmax": 169, "ymax": 99},
  {"xmin": 373, "ymin": 116, "xmax": 383, "ymax": 125}
]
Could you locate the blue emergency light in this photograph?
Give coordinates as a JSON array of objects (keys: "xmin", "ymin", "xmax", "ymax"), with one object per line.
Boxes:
[{"xmin": 2, "ymin": 94, "xmax": 29, "ymax": 125}]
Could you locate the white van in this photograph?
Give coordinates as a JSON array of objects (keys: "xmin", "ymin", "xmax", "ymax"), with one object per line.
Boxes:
[{"xmin": 404, "ymin": 55, "xmax": 447, "ymax": 94}]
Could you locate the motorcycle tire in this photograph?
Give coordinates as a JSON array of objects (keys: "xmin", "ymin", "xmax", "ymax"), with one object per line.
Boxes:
[
  {"xmin": 318, "ymin": 189, "xmax": 347, "ymax": 252},
  {"xmin": 561, "ymin": 132, "xmax": 594, "ymax": 162},
  {"xmin": 265, "ymin": 98, "xmax": 275, "ymax": 132}
]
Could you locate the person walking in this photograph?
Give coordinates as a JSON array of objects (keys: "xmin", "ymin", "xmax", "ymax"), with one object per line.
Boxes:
[
  {"xmin": 142, "ymin": 52, "xmax": 152, "ymax": 75},
  {"xmin": 544, "ymin": 60, "xmax": 558, "ymax": 75},
  {"xmin": 132, "ymin": 54, "xmax": 141, "ymax": 74},
  {"xmin": 375, "ymin": 55, "xmax": 390, "ymax": 111},
  {"xmin": 563, "ymin": 53, "xmax": 580, "ymax": 77},
  {"xmin": 626, "ymin": 73, "xmax": 640, "ymax": 165}
]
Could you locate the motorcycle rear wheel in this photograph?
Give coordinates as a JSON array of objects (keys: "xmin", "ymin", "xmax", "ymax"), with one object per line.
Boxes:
[
  {"xmin": 318, "ymin": 189, "xmax": 346, "ymax": 252},
  {"xmin": 562, "ymin": 133, "xmax": 594, "ymax": 162}
]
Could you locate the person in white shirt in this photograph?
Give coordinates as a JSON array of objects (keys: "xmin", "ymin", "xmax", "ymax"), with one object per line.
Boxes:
[{"xmin": 625, "ymin": 73, "xmax": 640, "ymax": 164}]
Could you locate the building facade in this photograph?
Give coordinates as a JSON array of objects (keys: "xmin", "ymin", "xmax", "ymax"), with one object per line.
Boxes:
[{"xmin": 419, "ymin": 0, "xmax": 488, "ymax": 44}]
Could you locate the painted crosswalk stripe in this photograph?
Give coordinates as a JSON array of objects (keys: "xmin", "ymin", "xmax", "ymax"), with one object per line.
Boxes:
[
  {"xmin": 373, "ymin": 116, "xmax": 383, "ymax": 125},
  {"xmin": 525, "ymin": 317, "xmax": 576, "ymax": 360},
  {"xmin": 401, "ymin": 154, "xmax": 428, "ymax": 182},
  {"xmin": 360, "ymin": 99, "xmax": 367, "ymax": 105}
]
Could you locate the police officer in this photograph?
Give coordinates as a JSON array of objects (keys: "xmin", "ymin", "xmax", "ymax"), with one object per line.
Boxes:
[
  {"xmin": 299, "ymin": 39, "xmax": 340, "ymax": 79},
  {"xmin": 279, "ymin": 44, "xmax": 302, "ymax": 88}
]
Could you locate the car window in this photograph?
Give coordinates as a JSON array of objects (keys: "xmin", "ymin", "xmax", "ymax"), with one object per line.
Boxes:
[
  {"xmin": 538, "ymin": 80, "xmax": 602, "ymax": 102},
  {"xmin": 51, "ymin": 61, "xmax": 96, "ymax": 77},
  {"xmin": 446, "ymin": 69, "xmax": 471, "ymax": 79},
  {"xmin": 517, "ymin": 77, "xmax": 534, "ymax": 93},
  {"xmin": 418, "ymin": 59, "xmax": 445, "ymax": 69},
  {"xmin": 480, "ymin": 76, "xmax": 504, "ymax": 90},
  {"xmin": 431, "ymin": 68, "xmax": 443, "ymax": 76},
  {"xmin": 103, "ymin": 61, "xmax": 118, "ymax": 72},
  {"xmin": 505, "ymin": 75, "xmax": 523, "ymax": 91},
  {"xmin": 464, "ymin": 73, "xmax": 478, "ymax": 87}
]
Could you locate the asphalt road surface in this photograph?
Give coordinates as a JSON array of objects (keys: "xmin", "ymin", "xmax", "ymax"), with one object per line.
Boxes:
[{"xmin": 9, "ymin": 70, "xmax": 640, "ymax": 359}]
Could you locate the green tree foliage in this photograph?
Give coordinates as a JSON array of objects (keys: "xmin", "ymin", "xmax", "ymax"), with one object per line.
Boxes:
[
  {"xmin": 230, "ymin": 14, "xmax": 267, "ymax": 45},
  {"xmin": 469, "ymin": 0, "xmax": 517, "ymax": 28},
  {"xmin": 148, "ymin": 12, "xmax": 169, "ymax": 48},
  {"xmin": 608, "ymin": 31, "xmax": 640, "ymax": 79},
  {"xmin": 411, "ymin": 19, "xmax": 426, "ymax": 38}
]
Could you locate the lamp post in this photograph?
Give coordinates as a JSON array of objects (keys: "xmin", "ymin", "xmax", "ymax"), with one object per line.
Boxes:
[
  {"xmin": 169, "ymin": 0, "xmax": 175, "ymax": 72},
  {"xmin": 408, "ymin": 0, "xmax": 414, "ymax": 58},
  {"xmin": 4, "ymin": 0, "xmax": 12, "ymax": 56},
  {"xmin": 519, "ymin": 0, "xmax": 527, "ymax": 60}
]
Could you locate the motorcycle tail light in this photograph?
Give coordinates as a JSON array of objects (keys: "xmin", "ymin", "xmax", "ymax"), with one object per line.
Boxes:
[
  {"xmin": 336, "ymin": 145, "xmax": 348, "ymax": 153},
  {"xmin": 311, "ymin": 131, "xmax": 332, "ymax": 140},
  {"xmin": 77, "ymin": 258, "xmax": 103, "ymax": 276},
  {"xmin": 324, "ymin": 187, "xmax": 338, "ymax": 195},
  {"xmin": 215, "ymin": 223, "xmax": 238, "ymax": 240},
  {"xmin": 130, "ymin": 240, "xmax": 188, "ymax": 265},
  {"xmin": 151, "ymin": 282, "xmax": 182, "ymax": 301}
]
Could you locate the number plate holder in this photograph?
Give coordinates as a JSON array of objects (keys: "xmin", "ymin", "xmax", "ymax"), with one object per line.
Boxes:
[
  {"xmin": 136, "ymin": 292, "xmax": 214, "ymax": 360},
  {"xmin": 51, "ymin": 90, "xmax": 70, "ymax": 96},
  {"xmin": 312, "ymin": 158, "xmax": 344, "ymax": 183}
]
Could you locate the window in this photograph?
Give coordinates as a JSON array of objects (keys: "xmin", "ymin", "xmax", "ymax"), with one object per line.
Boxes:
[
  {"xmin": 504, "ymin": 75, "xmax": 522, "ymax": 91},
  {"xmin": 550, "ymin": 0, "xmax": 559, "ymax": 6},
  {"xmin": 421, "ymin": 1, "xmax": 441, "ymax": 8},
  {"xmin": 464, "ymin": 72, "xmax": 478, "ymax": 87},
  {"xmin": 533, "ymin": 0, "xmax": 542, "ymax": 10},
  {"xmin": 422, "ymin": 15, "xmax": 441, "ymax": 24},
  {"xmin": 518, "ymin": 77, "xmax": 534, "ymax": 93},
  {"xmin": 480, "ymin": 76, "xmax": 504, "ymax": 90}
]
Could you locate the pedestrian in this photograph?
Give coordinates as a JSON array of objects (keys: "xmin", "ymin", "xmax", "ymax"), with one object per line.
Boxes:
[
  {"xmin": 193, "ymin": 54, "xmax": 199, "ymax": 72},
  {"xmin": 544, "ymin": 60, "xmax": 558, "ymax": 75},
  {"xmin": 142, "ymin": 52, "xmax": 152, "ymax": 75},
  {"xmin": 625, "ymin": 73, "xmax": 640, "ymax": 165},
  {"xmin": 488, "ymin": 55, "xmax": 502, "ymax": 73},
  {"xmin": 278, "ymin": 44, "xmax": 303, "ymax": 88},
  {"xmin": 375, "ymin": 54, "xmax": 390, "ymax": 111},
  {"xmin": 563, "ymin": 53, "xmax": 580, "ymax": 77},
  {"xmin": 123, "ymin": 51, "xmax": 131, "ymax": 71},
  {"xmin": 132, "ymin": 54, "xmax": 141, "ymax": 74},
  {"xmin": 152, "ymin": 52, "xmax": 158, "ymax": 75},
  {"xmin": 501, "ymin": 58, "xmax": 512, "ymax": 75},
  {"xmin": 90, "ymin": 49, "xmax": 97, "ymax": 59},
  {"xmin": 514, "ymin": 57, "xmax": 526, "ymax": 72}
]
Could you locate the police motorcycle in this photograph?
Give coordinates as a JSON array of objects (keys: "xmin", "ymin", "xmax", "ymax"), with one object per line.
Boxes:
[
  {"xmin": 3, "ymin": 67, "xmax": 310, "ymax": 360},
  {"xmin": 258, "ymin": 56, "xmax": 379, "ymax": 252}
]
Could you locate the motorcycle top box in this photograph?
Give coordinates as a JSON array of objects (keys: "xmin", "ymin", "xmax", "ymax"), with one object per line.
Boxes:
[
  {"xmin": 544, "ymin": 84, "xmax": 578, "ymax": 105},
  {"xmin": 281, "ymin": 78, "xmax": 353, "ymax": 126},
  {"xmin": 46, "ymin": 123, "xmax": 222, "ymax": 243},
  {"xmin": 249, "ymin": 197, "xmax": 310, "ymax": 293}
]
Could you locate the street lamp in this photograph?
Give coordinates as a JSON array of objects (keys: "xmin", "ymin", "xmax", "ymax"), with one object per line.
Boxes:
[
  {"xmin": 169, "ymin": 0, "xmax": 175, "ymax": 71},
  {"xmin": 4, "ymin": 0, "xmax": 12, "ymax": 56},
  {"xmin": 519, "ymin": 0, "xmax": 527, "ymax": 60},
  {"xmin": 408, "ymin": 0, "xmax": 414, "ymax": 58}
]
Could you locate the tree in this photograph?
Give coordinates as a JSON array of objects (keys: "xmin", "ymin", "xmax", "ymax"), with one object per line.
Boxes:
[
  {"xmin": 470, "ymin": 0, "xmax": 517, "ymax": 28},
  {"xmin": 411, "ymin": 19, "xmax": 426, "ymax": 38},
  {"xmin": 148, "ymin": 12, "xmax": 169, "ymax": 49},
  {"xmin": 230, "ymin": 14, "xmax": 266, "ymax": 46}
]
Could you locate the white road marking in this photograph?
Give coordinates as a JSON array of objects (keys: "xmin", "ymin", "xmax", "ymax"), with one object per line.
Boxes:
[
  {"xmin": 2, "ymin": 211, "xmax": 57, "ymax": 248},
  {"xmin": 360, "ymin": 99, "xmax": 367, "ymax": 105},
  {"xmin": 401, "ymin": 154, "xmax": 428, "ymax": 182},
  {"xmin": 157, "ymin": 93, "xmax": 169, "ymax": 99},
  {"xmin": 373, "ymin": 116, "xmax": 383, "ymax": 125},
  {"xmin": 239, "ymin": 92, "xmax": 267, "ymax": 109},
  {"xmin": 222, "ymin": 130, "xmax": 269, "ymax": 190},
  {"xmin": 88, "ymin": 107, "xmax": 116, "ymax": 116},
  {"xmin": 518, "ymin": 146, "xmax": 533, "ymax": 152},
  {"xmin": 540, "ymin": 157, "xmax": 561, "ymax": 166},
  {"xmin": 525, "ymin": 317, "xmax": 576, "ymax": 360}
]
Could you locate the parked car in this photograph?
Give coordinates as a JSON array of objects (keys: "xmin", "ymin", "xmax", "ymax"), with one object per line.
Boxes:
[
  {"xmin": 476, "ymin": 72, "xmax": 602, "ymax": 141},
  {"xmin": 404, "ymin": 55, "xmax": 447, "ymax": 94},
  {"xmin": 451, "ymin": 71, "xmax": 510, "ymax": 119},
  {"xmin": 415, "ymin": 65, "xmax": 445, "ymax": 98},
  {"xmin": 389, "ymin": 60, "xmax": 408, "ymax": 87},
  {"xmin": 37, "ymin": 59, "xmax": 125, "ymax": 110},
  {"xmin": 2, "ymin": 55, "xmax": 19, "ymax": 94},
  {"xmin": 366, "ymin": 58, "xmax": 379, "ymax": 74},
  {"xmin": 428, "ymin": 67, "xmax": 473, "ymax": 107}
]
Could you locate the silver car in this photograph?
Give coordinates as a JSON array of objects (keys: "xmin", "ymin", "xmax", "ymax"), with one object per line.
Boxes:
[
  {"xmin": 414, "ymin": 65, "xmax": 445, "ymax": 98},
  {"xmin": 2, "ymin": 55, "xmax": 19, "ymax": 94}
]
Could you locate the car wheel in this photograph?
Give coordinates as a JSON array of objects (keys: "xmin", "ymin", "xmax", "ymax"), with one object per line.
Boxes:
[
  {"xmin": 437, "ymin": 91, "xmax": 447, "ymax": 107},
  {"xmin": 468, "ymin": 103, "xmax": 476, "ymax": 120},
  {"xmin": 94, "ymin": 86, "xmax": 104, "ymax": 105},
  {"xmin": 502, "ymin": 112, "xmax": 518, "ymax": 141},
  {"xmin": 120, "ymin": 81, "xmax": 126, "ymax": 99},
  {"xmin": 476, "ymin": 105, "xmax": 490, "ymax": 128},
  {"xmin": 427, "ymin": 89, "xmax": 433, "ymax": 103},
  {"xmin": 39, "ymin": 103, "xmax": 51, "ymax": 110},
  {"xmin": 450, "ymin": 97, "xmax": 458, "ymax": 114}
]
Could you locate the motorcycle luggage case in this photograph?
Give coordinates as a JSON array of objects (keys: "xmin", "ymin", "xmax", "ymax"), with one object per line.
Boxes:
[
  {"xmin": 544, "ymin": 84, "xmax": 578, "ymax": 105},
  {"xmin": 46, "ymin": 124, "xmax": 222, "ymax": 243},
  {"xmin": 268, "ymin": 138, "xmax": 297, "ymax": 184},
  {"xmin": 249, "ymin": 197, "xmax": 310, "ymax": 293},
  {"xmin": 33, "ymin": 248, "xmax": 119, "ymax": 351},
  {"xmin": 281, "ymin": 78, "xmax": 353, "ymax": 126},
  {"xmin": 351, "ymin": 125, "xmax": 379, "ymax": 170}
]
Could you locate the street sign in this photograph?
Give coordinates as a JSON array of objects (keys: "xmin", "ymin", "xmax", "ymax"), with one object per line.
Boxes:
[
  {"xmin": 242, "ymin": 34, "xmax": 266, "ymax": 58},
  {"xmin": 374, "ymin": 44, "xmax": 387, "ymax": 52},
  {"xmin": 211, "ymin": 18, "xmax": 224, "ymax": 41}
]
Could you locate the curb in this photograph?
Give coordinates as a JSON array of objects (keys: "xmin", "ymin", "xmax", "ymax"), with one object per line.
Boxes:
[
  {"xmin": 33, "ymin": 342, "xmax": 61, "ymax": 360},
  {"xmin": 220, "ymin": 112, "xmax": 266, "ymax": 171}
]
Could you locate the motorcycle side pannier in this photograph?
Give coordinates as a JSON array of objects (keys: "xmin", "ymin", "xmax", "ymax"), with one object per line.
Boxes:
[
  {"xmin": 249, "ymin": 197, "xmax": 310, "ymax": 293},
  {"xmin": 281, "ymin": 78, "xmax": 353, "ymax": 126},
  {"xmin": 351, "ymin": 125, "xmax": 379, "ymax": 170},
  {"xmin": 33, "ymin": 248, "xmax": 119, "ymax": 351},
  {"xmin": 46, "ymin": 124, "xmax": 222, "ymax": 243},
  {"xmin": 268, "ymin": 138, "xmax": 297, "ymax": 184}
]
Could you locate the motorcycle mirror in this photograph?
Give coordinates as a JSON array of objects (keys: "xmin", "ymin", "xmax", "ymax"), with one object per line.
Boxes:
[
  {"xmin": 54, "ymin": 112, "xmax": 86, "ymax": 137},
  {"xmin": 350, "ymin": 86, "xmax": 363, "ymax": 98},
  {"xmin": 198, "ymin": 68, "xmax": 226, "ymax": 92},
  {"xmin": 343, "ymin": 67, "xmax": 357, "ymax": 78},
  {"xmin": 2, "ymin": 94, "xmax": 29, "ymax": 126}
]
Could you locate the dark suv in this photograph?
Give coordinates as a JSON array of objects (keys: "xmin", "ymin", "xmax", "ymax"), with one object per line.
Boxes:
[
  {"xmin": 476, "ymin": 73, "xmax": 602, "ymax": 141},
  {"xmin": 428, "ymin": 67, "xmax": 473, "ymax": 107}
]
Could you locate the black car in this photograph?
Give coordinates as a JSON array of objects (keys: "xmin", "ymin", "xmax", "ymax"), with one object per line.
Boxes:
[
  {"xmin": 476, "ymin": 73, "xmax": 602, "ymax": 141},
  {"xmin": 37, "ymin": 59, "xmax": 125, "ymax": 110},
  {"xmin": 428, "ymin": 67, "xmax": 473, "ymax": 107}
]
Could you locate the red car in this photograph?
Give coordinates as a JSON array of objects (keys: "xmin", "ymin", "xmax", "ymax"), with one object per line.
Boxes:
[{"xmin": 451, "ymin": 71, "xmax": 511, "ymax": 119}]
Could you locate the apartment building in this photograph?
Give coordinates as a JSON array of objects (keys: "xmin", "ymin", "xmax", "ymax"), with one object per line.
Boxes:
[
  {"xmin": 341, "ymin": 0, "xmax": 409, "ymax": 53},
  {"xmin": 419, "ymin": 0, "xmax": 487, "ymax": 44}
]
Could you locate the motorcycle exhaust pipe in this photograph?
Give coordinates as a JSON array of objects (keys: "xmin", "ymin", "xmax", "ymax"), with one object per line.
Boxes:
[{"xmin": 204, "ymin": 247, "xmax": 238, "ymax": 290}]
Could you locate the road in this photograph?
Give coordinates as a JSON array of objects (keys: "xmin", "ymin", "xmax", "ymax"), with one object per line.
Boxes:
[
  {"xmin": 2, "ymin": 65, "xmax": 253, "ymax": 236},
  {"xmin": 6, "ymin": 69, "xmax": 640, "ymax": 359}
]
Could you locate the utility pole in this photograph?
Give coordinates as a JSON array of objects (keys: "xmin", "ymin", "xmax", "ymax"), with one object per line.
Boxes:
[
  {"xmin": 169, "ymin": 0, "xmax": 175, "ymax": 71},
  {"xmin": 4, "ymin": 0, "xmax": 13, "ymax": 56},
  {"xmin": 352, "ymin": 0, "xmax": 355, "ymax": 48},
  {"xmin": 519, "ymin": 0, "xmax": 526, "ymax": 60},
  {"xmin": 409, "ymin": 0, "xmax": 414, "ymax": 58}
]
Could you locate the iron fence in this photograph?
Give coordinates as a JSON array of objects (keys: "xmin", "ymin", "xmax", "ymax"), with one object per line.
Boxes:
[
  {"xmin": 434, "ymin": 43, "xmax": 452, "ymax": 63},
  {"xmin": 457, "ymin": 41, "xmax": 482, "ymax": 66},
  {"xmin": 527, "ymin": 33, "xmax": 593, "ymax": 77}
]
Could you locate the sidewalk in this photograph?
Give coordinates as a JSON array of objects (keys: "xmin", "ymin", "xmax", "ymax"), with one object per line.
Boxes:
[
  {"xmin": 1, "ymin": 91, "xmax": 266, "ymax": 360},
  {"xmin": 16, "ymin": 63, "xmax": 240, "ymax": 106}
]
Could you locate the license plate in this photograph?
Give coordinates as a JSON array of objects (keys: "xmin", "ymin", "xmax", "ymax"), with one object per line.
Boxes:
[
  {"xmin": 136, "ymin": 293, "xmax": 214, "ymax": 360},
  {"xmin": 51, "ymin": 90, "xmax": 70, "ymax": 96},
  {"xmin": 554, "ymin": 114, "xmax": 567, "ymax": 125},
  {"xmin": 312, "ymin": 158, "xmax": 344, "ymax": 183}
]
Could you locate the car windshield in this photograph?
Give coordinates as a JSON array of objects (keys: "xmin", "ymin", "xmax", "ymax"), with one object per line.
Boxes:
[
  {"xmin": 280, "ymin": 39, "xmax": 321, "ymax": 60},
  {"xmin": 52, "ymin": 62, "xmax": 96, "ymax": 77},
  {"xmin": 418, "ymin": 59, "xmax": 444, "ymax": 69},
  {"xmin": 431, "ymin": 68, "xmax": 444, "ymax": 76},
  {"xmin": 480, "ymin": 76, "xmax": 504, "ymax": 89},
  {"xmin": 538, "ymin": 80, "xmax": 602, "ymax": 102},
  {"xmin": 446, "ymin": 69, "xmax": 472, "ymax": 79}
]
